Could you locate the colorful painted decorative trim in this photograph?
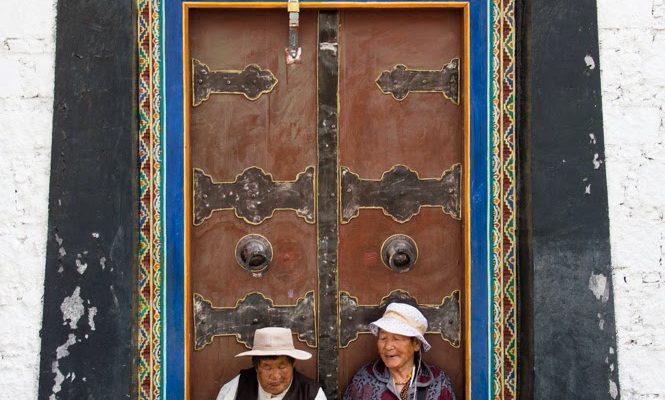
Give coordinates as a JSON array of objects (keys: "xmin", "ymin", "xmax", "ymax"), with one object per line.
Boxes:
[
  {"xmin": 136, "ymin": 1, "xmax": 516, "ymax": 398},
  {"xmin": 490, "ymin": 0, "xmax": 517, "ymax": 399},
  {"xmin": 138, "ymin": 0, "xmax": 163, "ymax": 398}
]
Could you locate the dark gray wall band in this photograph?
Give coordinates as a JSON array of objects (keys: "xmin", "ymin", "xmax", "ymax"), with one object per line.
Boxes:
[
  {"xmin": 520, "ymin": 0, "xmax": 620, "ymax": 398},
  {"xmin": 38, "ymin": 1, "xmax": 137, "ymax": 399}
]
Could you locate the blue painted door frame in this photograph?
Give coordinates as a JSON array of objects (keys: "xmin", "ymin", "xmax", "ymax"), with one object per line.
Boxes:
[{"xmin": 162, "ymin": 1, "xmax": 490, "ymax": 397}]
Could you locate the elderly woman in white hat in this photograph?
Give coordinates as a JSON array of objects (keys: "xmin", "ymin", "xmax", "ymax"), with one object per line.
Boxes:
[
  {"xmin": 343, "ymin": 303, "xmax": 456, "ymax": 400},
  {"xmin": 216, "ymin": 327, "xmax": 326, "ymax": 400}
]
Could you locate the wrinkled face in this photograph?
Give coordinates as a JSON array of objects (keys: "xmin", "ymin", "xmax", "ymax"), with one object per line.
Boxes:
[
  {"xmin": 377, "ymin": 330, "xmax": 421, "ymax": 372},
  {"xmin": 256, "ymin": 356, "xmax": 294, "ymax": 395}
]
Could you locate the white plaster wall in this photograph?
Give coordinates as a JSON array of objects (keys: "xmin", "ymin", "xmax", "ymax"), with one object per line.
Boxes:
[
  {"xmin": 598, "ymin": 0, "xmax": 665, "ymax": 398},
  {"xmin": 0, "ymin": 1, "xmax": 56, "ymax": 399}
]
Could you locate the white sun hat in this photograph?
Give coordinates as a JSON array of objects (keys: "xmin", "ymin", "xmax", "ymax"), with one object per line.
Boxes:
[
  {"xmin": 235, "ymin": 327, "xmax": 312, "ymax": 360},
  {"xmin": 369, "ymin": 303, "xmax": 431, "ymax": 352}
]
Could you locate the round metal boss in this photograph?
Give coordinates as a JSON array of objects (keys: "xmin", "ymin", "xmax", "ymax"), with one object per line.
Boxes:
[
  {"xmin": 235, "ymin": 234, "xmax": 273, "ymax": 276},
  {"xmin": 381, "ymin": 234, "xmax": 418, "ymax": 273}
]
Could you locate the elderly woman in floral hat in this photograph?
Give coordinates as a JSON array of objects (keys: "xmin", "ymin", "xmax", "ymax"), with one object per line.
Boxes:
[{"xmin": 343, "ymin": 303, "xmax": 456, "ymax": 400}]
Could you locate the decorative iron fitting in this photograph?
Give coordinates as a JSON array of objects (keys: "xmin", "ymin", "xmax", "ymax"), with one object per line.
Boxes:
[
  {"xmin": 339, "ymin": 290, "xmax": 461, "ymax": 348},
  {"xmin": 285, "ymin": 0, "xmax": 302, "ymax": 64},
  {"xmin": 193, "ymin": 291, "xmax": 316, "ymax": 351},
  {"xmin": 191, "ymin": 58, "xmax": 278, "ymax": 106},
  {"xmin": 341, "ymin": 163, "xmax": 462, "ymax": 223},
  {"xmin": 193, "ymin": 166, "xmax": 315, "ymax": 226},
  {"xmin": 376, "ymin": 58, "xmax": 460, "ymax": 104}
]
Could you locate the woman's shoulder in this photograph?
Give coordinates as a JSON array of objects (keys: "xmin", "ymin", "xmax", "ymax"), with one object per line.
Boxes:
[
  {"xmin": 417, "ymin": 362, "xmax": 456, "ymax": 399},
  {"xmin": 349, "ymin": 360, "xmax": 389, "ymax": 381},
  {"xmin": 423, "ymin": 361, "xmax": 443, "ymax": 376},
  {"xmin": 350, "ymin": 361, "xmax": 377, "ymax": 379},
  {"xmin": 419, "ymin": 361, "xmax": 453, "ymax": 383},
  {"xmin": 344, "ymin": 361, "xmax": 388, "ymax": 400}
]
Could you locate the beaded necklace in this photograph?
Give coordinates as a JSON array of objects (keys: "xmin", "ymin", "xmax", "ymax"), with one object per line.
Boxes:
[
  {"xmin": 393, "ymin": 373, "xmax": 412, "ymax": 386},
  {"xmin": 398, "ymin": 380, "xmax": 411, "ymax": 400},
  {"xmin": 392, "ymin": 365, "xmax": 415, "ymax": 400}
]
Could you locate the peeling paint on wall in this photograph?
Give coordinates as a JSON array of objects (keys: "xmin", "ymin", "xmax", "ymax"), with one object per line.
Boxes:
[
  {"xmin": 88, "ymin": 307, "xmax": 97, "ymax": 331},
  {"xmin": 75, "ymin": 257, "xmax": 87, "ymax": 275},
  {"xmin": 110, "ymin": 284, "xmax": 119, "ymax": 309},
  {"xmin": 609, "ymin": 379, "xmax": 618, "ymax": 399},
  {"xmin": 60, "ymin": 287, "xmax": 84, "ymax": 329},
  {"xmin": 50, "ymin": 333, "xmax": 77, "ymax": 398},
  {"xmin": 589, "ymin": 272, "xmax": 610, "ymax": 303},
  {"xmin": 49, "ymin": 362, "xmax": 64, "ymax": 400},
  {"xmin": 593, "ymin": 153, "xmax": 602, "ymax": 169},
  {"xmin": 55, "ymin": 334, "xmax": 76, "ymax": 360}
]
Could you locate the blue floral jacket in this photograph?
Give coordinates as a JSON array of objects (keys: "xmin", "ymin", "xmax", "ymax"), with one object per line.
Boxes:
[{"xmin": 343, "ymin": 359, "xmax": 456, "ymax": 400}]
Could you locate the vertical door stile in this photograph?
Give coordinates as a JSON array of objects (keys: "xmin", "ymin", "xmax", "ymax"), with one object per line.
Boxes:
[{"xmin": 316, "ymin": 10, "xmax": 340, "ymax": 399}]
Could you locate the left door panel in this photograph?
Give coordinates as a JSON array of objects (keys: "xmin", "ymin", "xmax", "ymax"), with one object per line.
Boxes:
[{"xmin": 187, "ymin": 9, "xmax": 319, "ymax": 400}]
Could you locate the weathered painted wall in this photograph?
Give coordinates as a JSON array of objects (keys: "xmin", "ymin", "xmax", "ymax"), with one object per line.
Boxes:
[
  {"xmin": 0, "ymin": 1, "xmax": 55, "ymax": 399},
  {"xmin": 521, "ymin": 0, "xmax": 620, "ymax": 396},
  {"xmin": 598, "ymin": 0, "xmax": 665, "ymax": 399},
  {"xmin": 35, "ymin": 0, "xmax": 137, "ymax": 398},
  {"xmin": 0, "ymin": 1, "xmax": 664, "ymax": 399}
]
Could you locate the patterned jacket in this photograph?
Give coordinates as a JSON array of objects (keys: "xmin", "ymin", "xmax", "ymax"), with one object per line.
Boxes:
[{"xmin": 343, "ymin": 359, "xmax": 456, "ymax": 400}]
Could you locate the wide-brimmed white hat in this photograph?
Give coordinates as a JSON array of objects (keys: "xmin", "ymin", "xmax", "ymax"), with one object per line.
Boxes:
[
  {"xmin": 369, "ymin": 303, "xmax": 431, "ymax": 352},
  {"xmin": 235, "ymin": 327, "xmax": 312, "ymax": 360}
]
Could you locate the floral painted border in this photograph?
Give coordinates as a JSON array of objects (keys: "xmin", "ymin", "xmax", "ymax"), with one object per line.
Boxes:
[
  {"xmin": 490, "ymin": 0, "xmax": 517, "ymax": 398},
  {"xmin": 137, "ymin": 0, "xmax": 163, "ymax": 398}
]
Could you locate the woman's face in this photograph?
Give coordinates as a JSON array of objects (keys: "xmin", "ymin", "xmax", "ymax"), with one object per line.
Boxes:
[
  {"xmin": 256, "ymin": 356, "xmax": 294, "ymax": 395},
  {"xmin": 376, "ymin": 330, "xmax": 421, "ymax": 372}
]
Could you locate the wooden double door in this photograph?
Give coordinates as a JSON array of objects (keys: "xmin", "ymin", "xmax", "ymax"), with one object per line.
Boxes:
[{"xmin": 187, "ymin": 6, "xmax": 466, "ymax": 399}]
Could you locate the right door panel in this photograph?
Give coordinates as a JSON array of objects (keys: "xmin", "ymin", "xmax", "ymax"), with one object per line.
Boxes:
[{"xmin": 337, "ymin": 9, "xmax": 466, "ymax": 397}]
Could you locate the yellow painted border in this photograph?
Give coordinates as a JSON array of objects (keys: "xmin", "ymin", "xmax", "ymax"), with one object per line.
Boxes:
[
  {"xmin": 462, "ymin": 5, "xmax": 471, "ymax": 400},
  {"xmin": 182, "ymin": 3, "xmax": 192, "ymax": 399},
  {"xmin": 182, "ymin": 3, "xmax": 471, "ymax": 398}
]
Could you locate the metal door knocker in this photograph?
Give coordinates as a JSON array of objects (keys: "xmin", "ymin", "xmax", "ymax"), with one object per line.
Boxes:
[
  {"xmin": 235, "ymin": 234, "xmax": 273, "ymax": 276},
  {"xmin": 381, "ymin": 234, "xmax": 418, "ymax": 273}
]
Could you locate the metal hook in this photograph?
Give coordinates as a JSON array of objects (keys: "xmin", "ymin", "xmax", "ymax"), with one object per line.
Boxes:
[{"xmin": 286, "ymin": 0, "xmax": 301, "ymax": 64}]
